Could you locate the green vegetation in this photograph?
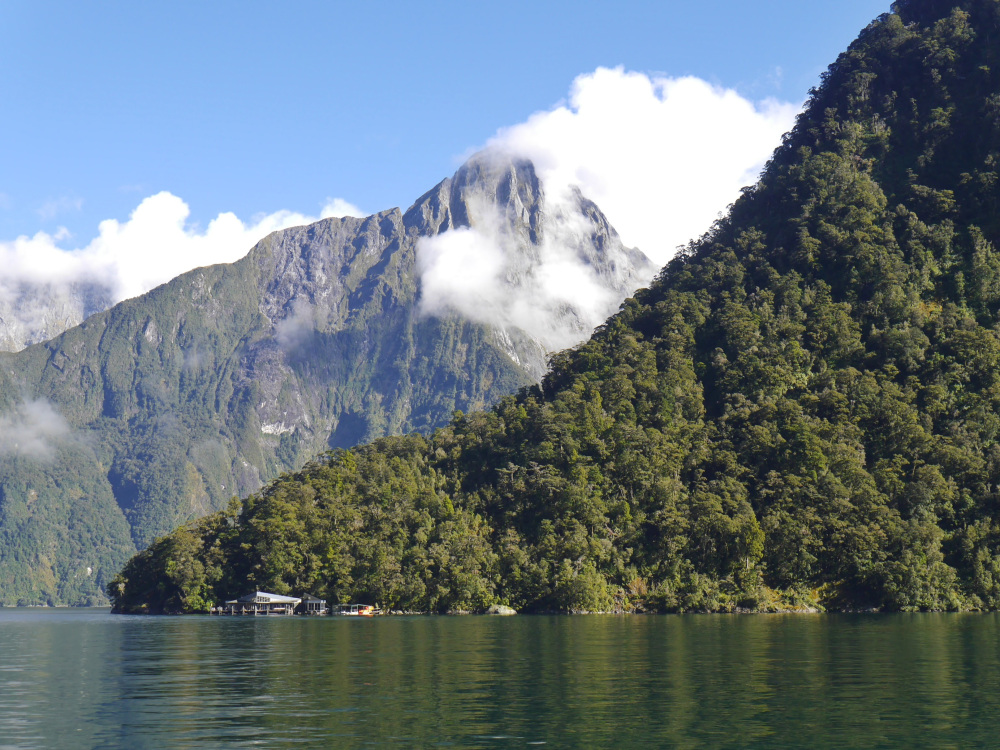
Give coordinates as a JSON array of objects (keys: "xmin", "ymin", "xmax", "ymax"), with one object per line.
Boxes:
[
  {"xmin": 0, "ymin": 207, "xmax": 538, "ymax": 605},
  {"xmin": 112, "ymin": 0, "xmax": 1000, "ymax": 614}
]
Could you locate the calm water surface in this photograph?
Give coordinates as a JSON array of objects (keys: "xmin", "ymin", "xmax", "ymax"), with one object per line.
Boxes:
[{"xmin": 0, "ymin": 610, "xmax": 997, "ymax": 748}]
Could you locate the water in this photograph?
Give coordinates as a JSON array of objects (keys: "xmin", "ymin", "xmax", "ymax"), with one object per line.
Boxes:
[{"xmin": 0, "ymin": 610, "xmax": 997, "ymax": 748}]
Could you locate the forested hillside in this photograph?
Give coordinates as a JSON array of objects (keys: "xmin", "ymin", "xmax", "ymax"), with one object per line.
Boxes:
[
  {"xmin": 113, "ymin": 0, "xmax": 1000, "ymax": 614},
  {"xmin": 0, "ymin": 156, "xmax": 649, "ymax": 605}
]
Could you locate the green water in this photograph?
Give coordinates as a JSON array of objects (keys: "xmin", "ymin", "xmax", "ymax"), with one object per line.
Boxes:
[{"xmin": 0, "ymin": 611, "xmax": 997, "ymax": 748}]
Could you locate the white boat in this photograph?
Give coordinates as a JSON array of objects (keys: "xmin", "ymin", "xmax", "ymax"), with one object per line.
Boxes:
[{"xmin": 330, "ymin": 603, "xmax": 379, "ymax": 617}]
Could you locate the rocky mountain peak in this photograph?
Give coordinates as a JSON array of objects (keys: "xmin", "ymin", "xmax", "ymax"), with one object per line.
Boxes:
[{"xmin": 409, "ymin": 152, "xmax": 655, "ymax": 375}]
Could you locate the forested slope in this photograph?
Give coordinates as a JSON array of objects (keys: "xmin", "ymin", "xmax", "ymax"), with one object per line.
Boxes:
[
  {"xmin": 112, "ymin": 0, "xmax": 1000, "ymax": 614},
  {"xmin": 0, "ymin": 156, "xmax": 649, "ymax": 605}
]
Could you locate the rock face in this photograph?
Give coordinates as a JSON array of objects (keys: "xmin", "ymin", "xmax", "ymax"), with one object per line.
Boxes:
[
  {"xmin": 0, "ymin": 153, "xmax": 653, "ymax": 605},
  {"xmin": 484, "ymin": 604, "xmax": 517, "ymax": 615}
]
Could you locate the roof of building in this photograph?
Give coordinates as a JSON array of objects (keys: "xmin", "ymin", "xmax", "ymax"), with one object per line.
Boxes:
[
  {"xmin": 301, "ymin": 594, "xmax": 326, "ymax": 602},
  {"xmin": 231, "ymin": 591, "xmax": 302, "ymax": 604}
]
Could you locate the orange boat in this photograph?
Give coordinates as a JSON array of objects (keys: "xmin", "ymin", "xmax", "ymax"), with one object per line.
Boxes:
[{"xmin": 330, "ymin": 603, "xmax": 380, "ymax": 616}]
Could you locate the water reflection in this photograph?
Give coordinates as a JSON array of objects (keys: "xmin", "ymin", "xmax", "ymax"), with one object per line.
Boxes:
[{"xmin": 0, "ymin": 610, "xmax": 997, "ymax": 748}]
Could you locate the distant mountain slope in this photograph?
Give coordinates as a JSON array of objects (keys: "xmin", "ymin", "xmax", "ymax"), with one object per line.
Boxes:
[
  {"xmin": 0, "ymin": 155, "xmax": 651, "ymax": 605},
  {"xmin": 0, "ymin": 280, "xmax": 114, "ymax": 352},
  {"xmin": 112, "ymin": 0, "xmax": 1000, "ymax": 615}
]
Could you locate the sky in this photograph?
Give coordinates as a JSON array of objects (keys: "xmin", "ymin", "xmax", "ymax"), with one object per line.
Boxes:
[{"xmin": 0, "ymin": 0, "xmax": 892, "ymax": 300}]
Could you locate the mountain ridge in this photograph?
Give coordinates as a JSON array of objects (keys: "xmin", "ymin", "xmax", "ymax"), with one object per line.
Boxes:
[{"xmin": 0, "ymin": 154, "xmax": 651, "ymax": 605}]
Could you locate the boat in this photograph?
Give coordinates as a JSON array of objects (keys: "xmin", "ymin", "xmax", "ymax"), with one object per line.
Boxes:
[{"xmin": 330, "ymin": 603, "xmax": 379, "ymax": 617}]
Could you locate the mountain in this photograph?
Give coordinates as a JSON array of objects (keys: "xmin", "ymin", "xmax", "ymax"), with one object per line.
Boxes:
[
  {"xmin": 0, "ymin": 155, "xmax": 652, "ymax": 605},
  {"xmin": 111, "ymin": 0, "xmax": 1000, "ymax": 615},
  {"xmin": 0, "ymin": 279, "xmax": 114, "ymax": 352}
]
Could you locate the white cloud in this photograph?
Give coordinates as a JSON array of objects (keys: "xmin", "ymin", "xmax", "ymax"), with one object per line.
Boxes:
[
  {"xmin": 0, "ymin": 192, "xmax": 364, "ymax": 305},
  {"xmin": 418, "ymin": 224, "xmax": 618, "ymax": 353},
  {"xmin": 486, "ymin": 67, "xmax": 801, "ymax": 265},
  {"xmin": 0, "ymin": 398, "xmax": 71, "ymax": 461},
  {"xmin": 275, "ymin": 297, "xmax": 315, "ymax": 351},
  {"xmin": 417, "ymin": 185, "xmax": 652, "ymax": 353},
  {"xmin": 320, "ymin": 198, "xmax": 364, "ymax": 219}
]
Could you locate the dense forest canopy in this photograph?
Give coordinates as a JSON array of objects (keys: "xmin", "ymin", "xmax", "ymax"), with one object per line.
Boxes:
[{"xmin": 112, "ymin": 0, "xmax": 1000, "ymax": 614}]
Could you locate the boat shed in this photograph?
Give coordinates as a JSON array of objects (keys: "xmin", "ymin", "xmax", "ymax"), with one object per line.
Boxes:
[
  {"xmin": 297, "ymin": 594, "xmax": 327, "ymax": 615},
  {"xmin": 222, "ymin": 591, "xmax": 301, "ymax": 615}
]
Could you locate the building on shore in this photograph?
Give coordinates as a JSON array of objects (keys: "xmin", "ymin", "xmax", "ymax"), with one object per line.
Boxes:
[
  {"xmin": 297, "ymin": 594, "xmax": 327, "ymax": 615},
  {"xmin": 219, "ymin": 591, "xmax": 301, "ymax": 615}
]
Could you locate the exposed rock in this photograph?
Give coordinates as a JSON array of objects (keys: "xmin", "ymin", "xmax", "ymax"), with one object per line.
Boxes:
[{"xmin": 485, "ymin": 604, "xmax": 517, "ymax": 616}]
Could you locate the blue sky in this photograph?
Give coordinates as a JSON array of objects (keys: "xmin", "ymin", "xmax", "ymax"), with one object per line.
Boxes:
[{"xmin": 2, "ymin": 1, "xmax": 890, "ymax": 241}]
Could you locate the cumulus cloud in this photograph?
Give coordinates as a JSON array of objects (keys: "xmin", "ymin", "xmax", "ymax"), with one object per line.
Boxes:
[
  {"xmin": 419, "ymin": 226, "xmax": 616, "ymax": 353},
  {"xmin": 0, "ymin": 399, "xmax": 72, "ymax": 461},
  {"xmin": 487, "ymin": 67, "xmax": 801, "ymax": 265},
  {"xmin": 320, "ymin": 198, "xmax": 364, "ymax": 219}
]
